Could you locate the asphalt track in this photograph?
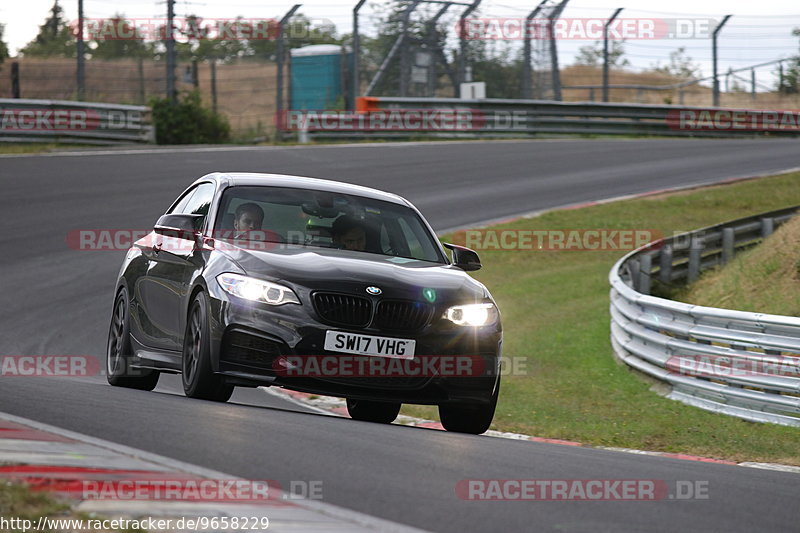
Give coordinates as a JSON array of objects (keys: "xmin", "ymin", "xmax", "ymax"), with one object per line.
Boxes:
[{"xmin": 1, "ymin": 139, "xmax": 799, "ymax": 532}]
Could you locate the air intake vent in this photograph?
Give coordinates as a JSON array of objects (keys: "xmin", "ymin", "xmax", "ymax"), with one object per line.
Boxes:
[
  {"xmin": 313, "ymin": 292, "xmax": 372, "ymax": 327},
  {"xmin": 373, "ymin": 300, "xmax": 433, "ymax": 332}
]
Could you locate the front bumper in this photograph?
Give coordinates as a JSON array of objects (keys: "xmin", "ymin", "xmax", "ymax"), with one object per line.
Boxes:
[{"xmin": 207, "ymin": 290, "xmax": 502, "ymax": 406}]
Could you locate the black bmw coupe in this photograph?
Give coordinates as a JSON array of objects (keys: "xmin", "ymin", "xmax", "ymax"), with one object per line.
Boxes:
[{"xmin": 107, "ymin": 173, "xmax": 502, "ymax": 434}]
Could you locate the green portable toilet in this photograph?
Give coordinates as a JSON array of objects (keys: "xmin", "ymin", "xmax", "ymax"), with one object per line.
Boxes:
[{"xmin": 290, "ymin": 44, "xmax": 352, "ymax": 111}]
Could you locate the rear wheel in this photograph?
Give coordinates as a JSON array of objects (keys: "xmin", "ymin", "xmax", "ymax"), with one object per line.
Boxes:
[
  {"xmin": 106, "ymin": 287, "xmax": 160, "ymax": 391},
  {"xmin": 438, "ymin": 378, "xmax": 499, "ymax": 435},
  {"xmin": 346, "ymin": 399, "xmax": 401, "ymax": 424},
  {"xmin": 182, "ymin": 292, "xmax": 234, "ymax": 402}
]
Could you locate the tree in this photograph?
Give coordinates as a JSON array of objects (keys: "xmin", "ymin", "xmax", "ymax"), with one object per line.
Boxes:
[
  {"xmin": 0, "ymin": 23, "xmax": 10, "ymax": 63},
  {"xmin": 650, "ymin": 47, "xmax": 701, "ymax": 80},
  {"xmin": 19, "ymin": 0, "xmax": 76, "ymax": 57},
  {"xmin": 573, "ymin": 40, "xmax": 629, "ymax": 68},
  {"xmin": 777, "ymin": 28, "xmax": 799, "ymax": 94},
  {"xmin": 89, "ymin": 15, "xmax": 150, "ymax": 59}
]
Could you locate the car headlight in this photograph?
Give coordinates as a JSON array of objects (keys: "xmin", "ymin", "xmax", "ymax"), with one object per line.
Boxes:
[
  {"xmin": 444, "ymin": 303, "xmax": 498, "ymax": 327},
  {"xmin": 216, "ymin": 273, "xmax": 300, "ymax": 306}
]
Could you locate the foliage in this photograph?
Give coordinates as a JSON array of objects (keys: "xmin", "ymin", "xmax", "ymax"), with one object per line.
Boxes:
[
  {"xmin": 89, "ymin": 15, "xmax": 150, "ymax": 59},
  {"xmin": 777, "ymin": 28, "xmax": 800, "ymax": 94},
  {"xmin": 0, "ymin": 23, "xmax": 9, "ymax": 62},
  {"xmin": 150, "ymin": 90, "xmax": 230, "ymax": 144},
  {"xmin": 574, "ymin": 40, "xmax": 630, "ymax": 68},
  {"xmin": 19, "ymin": 0, "xmax": 76, "ymax": 58},
  {"xmin": 650, "ymin": 47, "xmax": 701, "ymax": 80}
]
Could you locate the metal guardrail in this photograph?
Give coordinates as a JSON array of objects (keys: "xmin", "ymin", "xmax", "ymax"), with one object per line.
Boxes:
[
  {"xmin": 292, "ymin": 97, "xmax": 800, "ymax": 140},
  {"xmin": 0, "ymin": 99, "xmax": 153, "ymax": 144},
  {"xmin": 609, "ymin": 206, "xmax": 800, "ymax": 426}
]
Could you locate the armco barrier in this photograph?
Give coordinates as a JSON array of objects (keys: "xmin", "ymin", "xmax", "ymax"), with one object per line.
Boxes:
[
  {"xmin": 609, "ymin": 206, "xmax": 800, "ymax": 426},
  {"xmin": 287, "ymin": 97, "xmax": 800, "ymax": 140},
  {"xmin": 0, "ymin": 99, "xmax": 153, "ymax": 144}
]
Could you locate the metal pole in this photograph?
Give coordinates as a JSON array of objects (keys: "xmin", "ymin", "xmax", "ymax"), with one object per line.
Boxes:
[
  {"xmin": 458, "ymin": 0, "xmax": 481, "ymax": 97},
  {"xmin": 191, "ymin": 59, "xmax": 199, "ymax": 88},
  {"xmin": 427, "ymin": 3, "xmax": 452, "ymax": 98},
  {"xmin": 137, "ymin": 57, "xmax": 145, "ymax": 104},
  {"xmin": 751, "ymin": 68, "xmax": 756, "ymax": 102},
  {"xmin": 548, "ymin": 0, "xmax": 569, "ymax": 101},
  {"xmin": 778, "ymin": 61, "xmax": 784, "ymax": 92},
  {"xmin": 11, "ymin": 62, "xmax": 20, "ymax": 98},
  {"xmin": 77, "ymin": 0, "xmax": 85, "ymax": 100},
  {"xmin": 276, "ymin": 4, "xmax": 301, "ymax": 138},
  {"xmin": 364, "ymin": 1, "xmax": 420, "ymax": 97},
  {"xmin": 351, "ymin": 0, "xmax": 367, "ymax": 110},
  {"xmin": 522, "ymin": 1, "xmax": 547, "ymax": 99},
  {"xmin": 602, "ymin": 7, "xmax": 623, "ymax": 102},
  {"xmin": 211, "ymin": 60, "xmax": 218, "ymax": 113},
  {"xmin": 166, "ymin": 0, "xmax": 176, "ymax": 102},
  {"xmin": 712, "ymin": 14, "xmax": 732, "ymax": 107}
]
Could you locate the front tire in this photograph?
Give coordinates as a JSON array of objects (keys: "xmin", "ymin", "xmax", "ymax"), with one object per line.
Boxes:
[
  {"xmin": 438, "ymin": 378, "xmax": 499, "ymax": 434},
  {"xmin": 346, "ymin": 399, "xmax": 401, "ymax": 424},
  {"xmin": 182, "ymin": 292, "xmax": 234, "ymax": 402},
  {"xmin": 106, "ymin": 287, "xmax": 160, "ymax": 391}
]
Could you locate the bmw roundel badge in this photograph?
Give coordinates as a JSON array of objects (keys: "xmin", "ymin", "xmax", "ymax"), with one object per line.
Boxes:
[{"xmin": 366, "ymin": 286, "xmax": 382, "ymax": 295}]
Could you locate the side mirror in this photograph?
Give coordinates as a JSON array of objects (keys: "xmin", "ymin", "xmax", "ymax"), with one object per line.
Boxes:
[
  {"xmin": 154, "ymin": 214, "xmax": 204, "ymax": 240},
  {"xmin": 443, "ymin": 242, "xmax": 482, "ymax": 271}
]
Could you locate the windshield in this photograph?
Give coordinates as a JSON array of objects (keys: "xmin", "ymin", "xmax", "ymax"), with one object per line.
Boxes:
[{"xmin": 214, "ymin": 185, "xmax": 446, "ymax": 263}]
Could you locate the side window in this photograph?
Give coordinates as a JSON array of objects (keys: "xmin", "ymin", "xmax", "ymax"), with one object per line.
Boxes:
[{"xmin": 179, "ymin": 183, "xmax": 216, "ymax": 230}]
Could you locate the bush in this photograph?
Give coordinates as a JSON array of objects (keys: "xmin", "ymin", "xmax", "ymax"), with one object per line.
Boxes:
[{"xmin": 150, "ymin": 90, "xmax": 230, "ymax": 144}]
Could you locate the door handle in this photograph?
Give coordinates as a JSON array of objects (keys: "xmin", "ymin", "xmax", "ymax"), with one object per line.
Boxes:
[{"xmin": 153, "ymin": 242, "xmax": 162, "ymax": 255}]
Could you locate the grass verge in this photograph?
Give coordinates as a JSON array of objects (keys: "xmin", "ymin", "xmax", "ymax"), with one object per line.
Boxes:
[
  {"xmin": 0, "ymin": 476, "xmax": 145, "ymax": 532},
  {"xmin": 675, "ymin": 214, "xmax": 800, "ymax": 315},
  {"xmin": 401, "ymin": 170, "xmax": 800, "ymax": 465}
]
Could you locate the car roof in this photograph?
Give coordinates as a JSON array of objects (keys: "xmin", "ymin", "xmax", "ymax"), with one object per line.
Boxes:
[{"xmin": 196, "ymin": 172, "xmax": 410, "ymax": 207}]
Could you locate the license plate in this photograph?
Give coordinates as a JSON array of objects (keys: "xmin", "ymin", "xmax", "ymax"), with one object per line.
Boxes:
[{"xmin": 324, "ymin": 331, "xmax": 416, "ymax": 359}]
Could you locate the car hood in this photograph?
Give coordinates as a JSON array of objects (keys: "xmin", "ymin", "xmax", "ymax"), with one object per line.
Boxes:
[{"xmin": 217, "ymin": 245, "xmax": 489, "ymax": 303}]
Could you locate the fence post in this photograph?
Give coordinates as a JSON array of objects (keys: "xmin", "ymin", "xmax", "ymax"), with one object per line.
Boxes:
[
  {"xmin": 192, "ymin": 60, "xmax": 199, "ymax": 88},
  {"xmin": 11, "ymin": 62, "xmax": 20, "ymax": 98},
  {"xmin": 712, "ymin": 15, "xmax": 732, "ymax": 107},
  {"xmin": 603, "ymin": 8, "xmax": 623, "ymax": 102},
  {"xmin": 137, "ymin": 57, "xmax": 146, "ymax": 104},
  {"xmin": 210, "ymin": 60, "xmax": 218, "ymax": 114}
]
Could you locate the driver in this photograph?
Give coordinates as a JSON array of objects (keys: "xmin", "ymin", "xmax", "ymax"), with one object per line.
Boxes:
[
  {"xmin": 331, "ymin": 215, "xmax": 368, "ymax": 251},
  {"xmin": 233, "ymin": 203, "xmax": 264, "ymax": 237}
]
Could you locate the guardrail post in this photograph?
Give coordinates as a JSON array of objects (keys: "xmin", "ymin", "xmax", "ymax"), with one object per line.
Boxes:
[
  {"xmin": 687, "ymin": 236, "xmax": 704, "ymax": 283},
  {"xmin": 721, "ymin": 227, "xmax": 734, "ymax": 264},
  {"xmin": 628, "ymin": 259, "xmax": 641, "ymax": 291},
  {"xmin": 638, "ymin": 253, "xmax": 652, "ymax": 295},
  {"xmin": 659, "ymin": 244, "xmax": 673, "ymax": 283},
  {"xmin": 760, "ymin": 217, "xmax": 774, "ymax": 238}
]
